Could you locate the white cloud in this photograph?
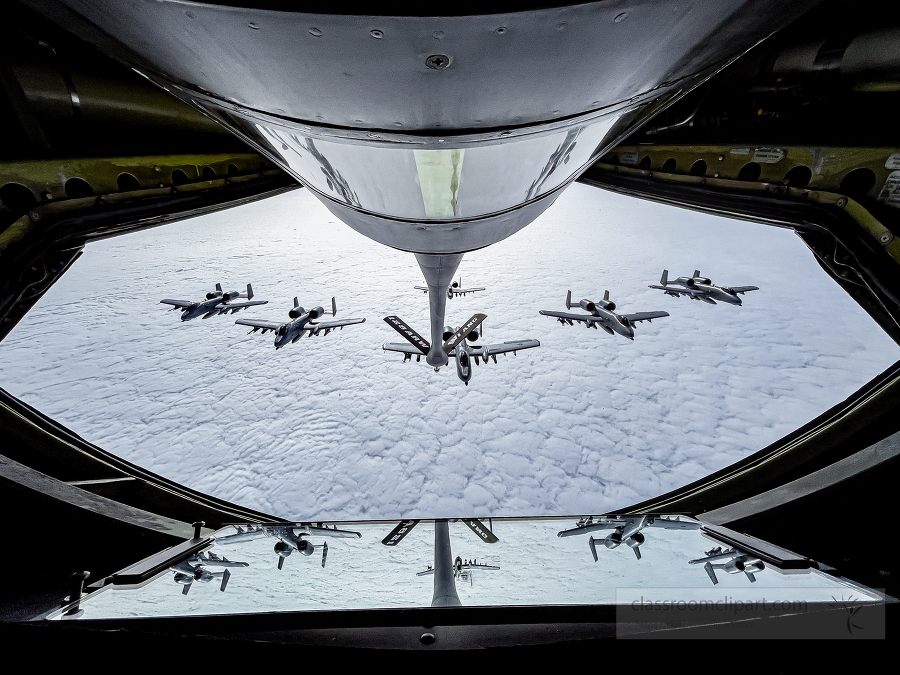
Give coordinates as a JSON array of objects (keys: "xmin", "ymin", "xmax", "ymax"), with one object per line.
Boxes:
[{"xmin": 1, "ymin": 184, "xmax": 896, "ymax": 519}]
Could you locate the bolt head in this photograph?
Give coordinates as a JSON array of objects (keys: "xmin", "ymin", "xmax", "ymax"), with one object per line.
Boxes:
[{"xmin": 426, "ymin": 54, "xmax": 451, "ymax": 70}]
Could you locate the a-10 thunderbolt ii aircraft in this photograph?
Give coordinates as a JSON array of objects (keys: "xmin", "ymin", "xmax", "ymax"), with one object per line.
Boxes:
[
  {"xmin": 170, "ymin": 549, "xmax": 249, "ymax": 595},
  {"xmin": 415, "ymin": 276, "xmax": 486, "ymax": 299},
  {"xmin": 539, "ymin": 290, "xmax": 669, "ymax": 340},
  {"xmin": 160, "ymin": 283, "xmax": 268, "ymax": 321},
  {"xmin": 382, "ymin": 313, "xmax": 540, "ymax": 385},
  {"xmin": 689, "ymin": 546, "xmax": 766, "ymax": 584},
  {"xmin": 215, "ymin": 523, "xmax": 362, "ymax": 570},
  {"xmin": 649, "ymin": 270, "xmax": 759, "ymax": 305},
  {"xmin": 558, "ymin": 515, "xmax": 700, "ymax": 561},
  {"xmin": 235, "ymin": 296, "xmax": 365, "ymax": 349}
]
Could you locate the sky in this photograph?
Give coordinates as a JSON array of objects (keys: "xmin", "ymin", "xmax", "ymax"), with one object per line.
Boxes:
[{"xmin": 1, "ymin": 183, "xmax": 897, "ymax": 520}]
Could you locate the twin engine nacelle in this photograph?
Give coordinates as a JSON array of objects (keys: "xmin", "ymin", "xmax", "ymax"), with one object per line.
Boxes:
[
  {"xmin": 221, "ymin": 290, "xmax": 242, "ymax": 302},
  {"xmin": 723, "ymin": 558, "xmax": 765, "ymax": 575},
  {"xmin": 274, "ymin": 539, "xmax": 314, "ymax": 557},
  {"xmin": 289, "ymin": 305, "xmax": 324, "ymax": 319},
  {"xmin": 206, "ymin": 291, "xmax": 223, "ymax": 300},
  {"xmin": 582, "ymin": 298, "xmax": 616, "ymax": 312},
  {"xmin": 604, "ymin": 531, "xmax": 644, "ymax": 549}
]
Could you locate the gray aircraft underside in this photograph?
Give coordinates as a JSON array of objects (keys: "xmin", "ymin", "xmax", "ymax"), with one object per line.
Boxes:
[
  {"xmin": 415, "ymin": 277, "xmax": 486, "ymax": 299},
  {"xmin": 558, "ymin": 515, "xmax": 699, "ymax": 561},
  {"xmin": 160, "ymin": 283, "xmax": 268, "ymax": 321},
  {"xmin": 540, "ymin": 290, "xmax": 668, "ymax": 339},
  {"xmin": 235, "ymin": 296, "xmax": 365, "ymax": 349},
  {"xmin": 170, "ymin": 549, "xmax": 249, "ymax": 595},
  {"xmin": 215, "ymin": 524, "xmax": 362, "ymax": 570},
  {"xmin": 649, "ymin": 270, "xmax": 759, "ymax": 305},
  {"xmin": 382, "ymin": 313, "xmax": 539, "ymax": 386},
  {"xmin": 689, "ymin": 545, "xmax": 766, "ymax": 584}
]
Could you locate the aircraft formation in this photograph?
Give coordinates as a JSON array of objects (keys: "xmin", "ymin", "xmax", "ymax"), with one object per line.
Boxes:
[
  {"xmin": 159, "ymin": 269, "xmax": 757, "ymax": 386},
  {"xmin": 558, "ymin": 516, "xmax": 766, "ymax": 585}
]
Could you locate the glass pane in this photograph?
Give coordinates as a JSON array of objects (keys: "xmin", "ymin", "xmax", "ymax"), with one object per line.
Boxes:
[{"xmin": 49, "ymin": 517, "xmax": 881, "ymax": 620}]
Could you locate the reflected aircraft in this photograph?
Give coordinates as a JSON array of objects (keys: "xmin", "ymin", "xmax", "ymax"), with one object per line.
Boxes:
[
  {"xmin": 689, "ymin": 546, "xmax": 766, "ymax": 584},
  {"xmin": 382, "ymin": 518, "xmax": 499, "ymax": 606},
  {"xmin": 415, "ymin": 276, "xmax": 485, "ymax": 299},
  {"xmin": 539, "ymin": 290, "xmax": 668, "ymax": 340},
  {"xmin": 558, "ymin": 515, "xmax": 700, "ymax": 561},
  {"xmin": 382, "ymin": 314, "xmax": 539, "ymax": 385},
  {"xmin": 171, "ymin": 550, "xmax": 249, "ymax": 595},
  {"xmin": 160, "ymin": 283, "xmax": 268, "ymax": 321},
  {"xmin": 236, "ymin": 296, "xmax": 365, "ymax": 349},
  {"xmin": 649, "ymin": 270, "xmax": 759, "ymax": 305},
  {"xmin": 418, "ymin": 556, "xmax": 500, "ymax": 587},
  {"xmin": 216, "ymin": 523, "xmax": 362, "ymax": 570}
]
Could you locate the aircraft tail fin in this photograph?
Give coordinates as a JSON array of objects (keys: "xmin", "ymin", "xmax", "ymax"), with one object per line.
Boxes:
[
  {"xmin": 704, "ymin": 561, "xmax": 718, "ymax": 585},
  {"xmin": 277, "ymin": 556, "xmax": 285, "ymax": 571},
  {"xmin": 182, "ymin": 583, "xmax": 191, "ymax": 595},
  {"xmin": 331, "ymin": 297, "xmax": 337, "ymax": 316},
  {"xmin": 633, "ymin": 546, "xmax": 642, "ymax": 561},
  {"xmin": 220, "ymin": 568, "xmax": 231, "ymax": 592},
  {"xmin": 588, "ymin": 536, "xmax": 599, "ymax": 562},
  {"xmin": 293, "ymin": 296, "xmax": 299, "ymax": 308},
  {"xmin": 661, "ymin": 269, "xmax": 668, "ymax": 286},
  {"xmin": 693, "ymin": 270, "xmax": 701, "ymax": 278},
  {"xmin": 215, "ymin": 283, "xmax": 222, "ymax": 292},
  {"xmin": 603, "ymin": 289, "xmax": 610, "ymax": 302},
  {"xmin": 322, "ymin": 541, "xmax": 328, "ymax": 568},
  {"xmin": 566, "ymin": 290, "xmax": 573, "ymax": 309},
  {"xmin": 246, "ymin": 284, "xmax": 253, "ymax": 300}
]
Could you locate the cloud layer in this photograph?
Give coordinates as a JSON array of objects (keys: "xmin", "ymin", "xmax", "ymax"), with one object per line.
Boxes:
[{"xmin": 1, "ymin": 184, "xmax": 896, "ymax": 519}]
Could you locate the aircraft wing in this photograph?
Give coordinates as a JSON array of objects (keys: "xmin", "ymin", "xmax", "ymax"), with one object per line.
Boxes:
[
  {"xmin": 557, "ymin": 520, "xmax": 626, "ymax": 537},
  {"xmin": 648, "ymin": 284, "xmax": 703, "ymax": 296},
  {"xmin": 450, "ymin": 287, "xmax": 486, "ymax": 295},
  {"xmin": 647, "ymin": 516, "xmax": 700, "ymax": 530},
  {"xmin": 223, "ymin": 300, "xmax": 269, "ymax": 309},
  {"xmin": 235, "ymin": 318, "xmax": 283, "ymax": 331},
  {"xmin": 538, "ymin": 310, "xmax": 595, "ymax": 323},
  {"xmin": 159, "ymin": 299, "xmax": 193, "ymax": 308},
  {"xmin": 313, "ymin": 318, "xmax": 366, "ymax": 330},
  {"xmin": 622, "ymin": 311, "xmax": 669, "ymax": 323},
  {"xmin": 300, "ymin": 525, "xmax": 362, "ymax": 539},
  {"xmin": 414, "ymin": 286, "xmax": 429, "ymax": 292},
  {"xmin": 729, "ymin": 286, "xmax": 759, "ymax": 294},
  {"xmin": 484, "ymin": 339, "xmax": 540, "ymax": 356},
  {"xmin": 384, "ymin": 342, "xmax": 453, "ymax": 356}
]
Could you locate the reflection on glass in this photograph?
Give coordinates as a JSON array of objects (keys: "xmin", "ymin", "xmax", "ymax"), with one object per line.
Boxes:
[
  {"xmin": 247, "ymin": 117, "xmax": 616, "ymax": 221},
  {"xmin": 171, "ymin": 550, "xmax": 249, "ymax": 595},
  {"xmin": 49, "ymin": 517, "xmax": 883, "ymax": 621}
]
